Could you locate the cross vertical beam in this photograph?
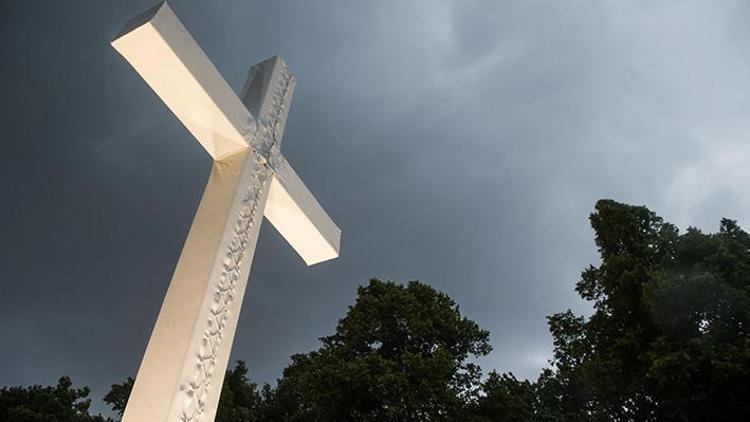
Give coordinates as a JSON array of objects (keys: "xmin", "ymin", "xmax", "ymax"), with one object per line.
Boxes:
[
  {"xmin": 111, "ymin": 3, "xmax": 340, "ymax": 422},
  {"xmin": 123, "ymin": 151, "xmax": 271, "ymax": 422}
]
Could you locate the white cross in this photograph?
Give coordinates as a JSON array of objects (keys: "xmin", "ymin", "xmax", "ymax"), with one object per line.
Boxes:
[{"xmin": 111, "ymin": 3, "xmax": 340, "ymax": 422}]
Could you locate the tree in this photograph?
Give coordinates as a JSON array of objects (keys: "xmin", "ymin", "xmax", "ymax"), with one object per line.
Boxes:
[
  {"xmin": 215, "ymin": 361, "xmax": 264, "ymax": 422},
  {"xmin": 534, "ymin": 312, "xmax": 589, "ymax": 422},
  {"xmin": 264, "ymin": 279, "xmax": 492, "ymax": 421},
  {"xmin": 0, "ymin": 376, "xmax": 110, "ymax": 422},
  {"xmin": 538, "ymin": 199, "xmax": 750, "ymax": 421},
  {"xmin": 12, "ymin": 200, "xmax": 750, "ymax": 421},
  {"xmin": 102, "ymin": 377, "xmax": 132, "ymax": 417},
  {"xmin": 473, "ymin": 371, "xmax": 534, "ymax": 422}
]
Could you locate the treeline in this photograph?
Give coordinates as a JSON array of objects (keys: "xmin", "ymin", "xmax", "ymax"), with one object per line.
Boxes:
[{"xmin": 2, "ymin": 200, "xmax": 749, "ymax": 421}]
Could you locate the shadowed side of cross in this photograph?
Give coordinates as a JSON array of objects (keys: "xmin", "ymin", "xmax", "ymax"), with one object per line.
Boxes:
[{"xmin": 111, "ymin": 2, "xmax": 340, "ymax": 422}]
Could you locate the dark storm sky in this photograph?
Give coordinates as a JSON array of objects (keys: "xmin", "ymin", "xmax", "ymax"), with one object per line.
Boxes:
[{"xmin": 3, "ymin": 0, "xmax": 750, "ymax": 413}]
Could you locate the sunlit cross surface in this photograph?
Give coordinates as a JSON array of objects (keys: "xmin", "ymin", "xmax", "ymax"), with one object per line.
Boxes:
[{"xmin": 111, "ymin": 3, "xmax": 341, "ymax": 421}]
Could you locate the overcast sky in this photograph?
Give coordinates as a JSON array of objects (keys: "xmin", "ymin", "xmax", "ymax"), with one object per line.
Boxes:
[{"xmin": 2, "ymin": 0, "xmax": 750, "ymax": 415}]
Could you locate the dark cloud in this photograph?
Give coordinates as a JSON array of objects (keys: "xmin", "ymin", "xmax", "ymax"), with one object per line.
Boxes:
[{"xmin": 2, "ymin": 0, "xmax": 750, "ymax": 415}]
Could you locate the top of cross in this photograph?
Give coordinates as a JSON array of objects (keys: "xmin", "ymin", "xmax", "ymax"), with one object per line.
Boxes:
[
  {"xmin": 112, "ymin": 1, "xmax": 341, "ymax": 265},
  {"xmin": 113, "ymin": 1, "xmax": 295, "ymax": 164}
]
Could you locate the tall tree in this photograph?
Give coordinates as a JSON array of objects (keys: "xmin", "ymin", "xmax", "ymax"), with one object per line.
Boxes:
[
  {"xmin": 538, "ymin": 199, "xmax": 750, "ymax": 421},
  {"xmin": 264, "ymin": 279, "xmax": 492, "ymax": 421}
]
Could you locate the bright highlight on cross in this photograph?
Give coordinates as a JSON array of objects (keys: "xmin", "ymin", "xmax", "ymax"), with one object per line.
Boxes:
[{"xmin": 111, "ymin": 3, "xmax": 341, "ymax": 422}]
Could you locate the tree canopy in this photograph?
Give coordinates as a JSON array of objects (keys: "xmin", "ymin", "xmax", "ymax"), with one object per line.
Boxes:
[
  {"xmin": 4, "ymin": 199, "xmax": 750, "ymax": 421},
  {"xmin": 537, "ymin": 199, "xmax": 750, "ymax": 421},
  {"xmin": 0, "ymin": 376, "xmax": 110, "ymax": 422},
  {"xmin": 264, "ymin": 279, "xmax": 492, "ymax": 421}
]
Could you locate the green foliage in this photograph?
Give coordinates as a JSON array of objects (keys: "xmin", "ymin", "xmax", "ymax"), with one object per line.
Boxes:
[
  {"xmin": 0, "ymin": 376, "xmax": 110, "ymax": 422},
  {"xmin": 534, "ymin": 313, "xmax": 589, "ymax": 421},
  {"xmin": 472, "ymin": 372, "xmax": 534, "ymax": 422},
  {"xmin": 540, "ymin": 199, "xmax": 750, "ymax": 421},
  {"xmin": 215, "ymin": 361, "xmax": 264, "ymax": 422},
  {"xmin": 7, "ymin": 203, "xmax": 750, "ymax": 421},
  {"xmin": 264, "ymin": 279, "xmax": 492, "ymax": 421},
  {"xmin": 102, "ymin": 377, "xmax": 132, "ymax": 417}
]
